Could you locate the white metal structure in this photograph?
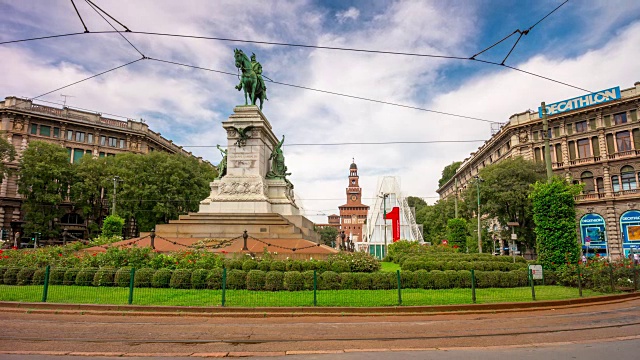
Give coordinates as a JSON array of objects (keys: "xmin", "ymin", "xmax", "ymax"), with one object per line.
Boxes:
[{"xmin": 357, "ymin": 176, "xmax": 423, "ymax": 258}]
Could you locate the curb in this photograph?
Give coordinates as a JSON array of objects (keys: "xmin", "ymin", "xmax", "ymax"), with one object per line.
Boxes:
[{"xmin": 1, "ymin": 292, "xmax": 638, "ymax": 317}]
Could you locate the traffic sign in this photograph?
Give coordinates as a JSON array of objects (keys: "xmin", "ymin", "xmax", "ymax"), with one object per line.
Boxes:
[
  {"xmin": 511, "ymin": 233, "xmax": 517, "ymax": 240},
  {"xmin": 529, "ymin": 265, "xmax": 543, "ymax": 280}
]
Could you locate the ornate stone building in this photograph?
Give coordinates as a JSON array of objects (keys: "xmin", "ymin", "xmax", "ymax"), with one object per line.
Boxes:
[
  {"xmin": 0, "ymin": 96, "xmax": 204, "ymax": 239},
  {"xmin": 337, "ymin": 161, "xmax": 369, "ymax": 242},
  {"xmin": 437, "ymin": 82, "xmax": 640, "ymax": 259}
]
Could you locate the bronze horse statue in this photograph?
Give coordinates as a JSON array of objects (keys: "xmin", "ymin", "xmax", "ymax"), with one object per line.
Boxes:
[{"xmin": 234, "ymin": 49, "xmax": 267, "ymax": 110}]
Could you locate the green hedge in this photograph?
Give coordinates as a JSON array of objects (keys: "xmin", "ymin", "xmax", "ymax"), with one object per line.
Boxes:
[
  {"xmin": 115, "ymin": 267, "xmax": 132, "ymax": 287},
  {"xmin": 93, "ymin": 267, "xmax": 116, "ymax": 287},
  {"xmin": 17, "ymin": 268, "xmax": 36, "ymax": 286},
  {"xmin": 402, "ymin": 260, "xmax": 526, "ymax": 272},
  {"xmin": 3, "ymin": 267, "xmax": 19, "ymax": 285},
  {"xmin": 191, "ymin": 269, "xmax": 209, "ymax": 289},
  {"xmin": 134, "ymin": 268, "xmax": 156, "ymax": 287},
  {"xmin": 75, "ymin": 268, "xmax": 97, "ymax": 286},
  {"xmin": 50, "ymin": 267, "xmax": 66, "ymax": 285},
  {"xmin": 169, "ymin": 269, "xmax": 192, "ymax": 289},
  {"xmin": 246, "ymin": 270, "xmax": 266, "ymax": 290},
  {"xmin": 152, "ymin": 268, "xmax": 172, "ymax": 288}
]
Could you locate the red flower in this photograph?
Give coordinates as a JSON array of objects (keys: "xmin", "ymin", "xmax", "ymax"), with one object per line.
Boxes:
[
  {"xmin": 0, "ymin": 250, "xmax": 3, "ymax": 255},
  {"xmin": 12, "ymin": 246, "xmax": 17, "ymax": 250},
  {"xmin": 58, "ymin": 253, "xmax": 63, "ymax": 257},
  {"xmin": 92, "ymin": 253, "xmax": 96, "ymax": 257}
]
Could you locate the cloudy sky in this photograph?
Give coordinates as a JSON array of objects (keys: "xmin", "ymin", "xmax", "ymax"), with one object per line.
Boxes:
[{"xmin": 1, "ymin": 0, "xmax": 640, "ymax": 223}]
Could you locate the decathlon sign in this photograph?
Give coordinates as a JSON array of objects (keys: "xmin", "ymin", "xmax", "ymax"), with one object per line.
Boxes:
[{"xmin": 538, "ymin": 87, "xmax": 621, "ymax": 118}]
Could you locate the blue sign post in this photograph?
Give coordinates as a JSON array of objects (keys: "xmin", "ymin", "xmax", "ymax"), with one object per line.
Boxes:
[
  {"xmin": 619, "ymin": 210, "xmax": 640, "ymax": 257},
  {"xmin": 579, "ymin": 213, "xmax": 607, "ymax": 258}
]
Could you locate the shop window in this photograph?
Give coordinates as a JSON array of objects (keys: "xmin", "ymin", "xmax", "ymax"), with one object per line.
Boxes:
[
  {"xmin": 614, "ymin": 112, "xmax": 627, "ymax": 125},
  {"xmin": 577, "ymin": 138, "xmax": 591, "ymax": 158},
  {"xmin": 581, "ymin": 171, "xmax": 594, "ymax": 193},
  {"xmin": 612, "ymin": 175, "xmax": 620, "ymax": 192},
  {"xmin": 575, "ymin": 120, "xmax": 588, "ymax": 133},
  {"xmin": 108, "ymin": 137, "xmax": 117, "ymax": 147},
  {"xmin": 39, "ymin": 125, "xmax": 51, "ymax": 137},
  {"xmin": 75, "ymin": 131, "xmax": 85, "ymax": 142},
  {"xmin": 53, "ymin": 127, "xmax": 60, "ymax": 138},
  {"xmin": 30, "ymin": 124, "xmax": 38, "ymax": 135},
  {"xmin": 621, "ymin": 165, "xmax": 636, "ymax": 190},
  {"xmin": 596, "ymin": 177, "xmax": 604, "ymax": 193},
  {"xmin": 616, "ymin": 131, "xmax": 632, "ymax": 152}
]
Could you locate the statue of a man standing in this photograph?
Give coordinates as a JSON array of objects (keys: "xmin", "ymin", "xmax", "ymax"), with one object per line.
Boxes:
[
  {"xmin": 250, "ymin": 53, "xmax": 267, "ymax": 98},
  {"xmin": 216, "ymin": 144, "xmax": 227, "ymax": 179}
]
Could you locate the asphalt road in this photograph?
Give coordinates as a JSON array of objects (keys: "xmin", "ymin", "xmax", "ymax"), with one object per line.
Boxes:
[{"xmin": 0, "ymin": 298, "xmax": 639, "ymax": 358}]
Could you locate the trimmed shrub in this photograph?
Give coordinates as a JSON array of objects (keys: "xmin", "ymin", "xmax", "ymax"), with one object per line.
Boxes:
[
  {"xmin": 228, "ymin": 259, "xmax": 243, "ymax": 270},
  {"xmin": 134, "ymin": 268, "xmax": 156, "ymax": 288},
  {"xmin": 246, "ymin": 270, "xmax": 266, "ymax": 290},
  {"xmin": 331, "ymin": 260, "xmax": 350, "ymax": 273},
  {"xmin": 152, "ymin": 268, "xmax": 173, "ymax": 288},
  {"xmin": 265, "ymin": 271, "xmax": 284, "ymax": 291},
  {"xmin": 17, "ymin": 268, "xmax": 36, "ymax": 286},
  {"xmin": 207, "ymin": 268, "xmax": 224, "ymax": 290},
  {"xmin": 63, "ymin": 268, "xmax": 81, "ymax": 285},
  {"xmin": 32, "ymin": 268, "xmax": 46, "ymax": 285},
  {"xmin": 93, "ymin": 267, "xmax": 116, "ymax": 287},
  {"xmin": 352, "ymin": 273, "xmax": 372, "ymax": 290},
  {"xmin": 49, "ymin": 267, "xmax": 67, "ymax": 285},
  {"xmin": 115, "ymin": 267, "xmax": 133, "ymax": 287},
  {"xmin": 0, "ymin": 267, "xmax": 6, "ymax": 280},
  {"xmin": 258, "ymin": 261, "xmax": 271, "ymax": 272},
  {"xmin": 242, "ymin": 259, "xmax": 258, "ymax": 271},
  {"xmin": 283, "ymin": 271, "xmax": 304, "ymax": 291},
  {"xmin": 315, "ymin": 261, "xmax": 331, "ymax": 273},
  {"xmin": 415, "ymin": 269, "xmax": 431, "ymax": 289},
  {"xmin": 430, "ymin": 270, "xmax": 451, "ymax": 289},
  {"xmin": 226, "ymin": 269, "xmax": 246, "ymax": 290},
  {"xmin": 340, "ymin": 272, "xmax": 357, "ymax": 290},
  {"xmin": 170, "ymin": 269, "xmax": 192, "ymax": 289},
  {"xmin": 191, "ymin": 269, "xmax": 209, "ymax": 289},
  {"xmin": 400, "ymin": 270, "xmax": 417, "ymax": 289},
  {"xmin": 302, "ymin": 270, "xmax": 315, "ymax": 290},
  {"xmin": 301, "ymin": 261, "xmax": 316, "ymax": 272},
  {"xmin": 3, "ymin": 268, "xmax": 19, "ymax": 285},
  {"xmin": 75, "ymin": 268, "xmax": 97, "ymax": 286},
  {"xmin": 318, "ymin": 271, "xmax": 340, "ymax": 290},
  {"xmin": 270, "ymin": 261, "xmax": 286, "ymax": 272},
  {"xmin": 288, "ymin": 260, "xmax": 303, "ymax": 272},
  {"xmin": 371, "ymin": 272, "xmax": 395, "ymax": 290}
]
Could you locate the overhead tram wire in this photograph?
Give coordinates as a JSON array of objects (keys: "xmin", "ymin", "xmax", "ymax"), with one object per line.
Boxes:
[
  {"xmin": 181, "ymin": 140, "xmax": 487, "ymax": 147},
  {"xmin": 69, "ymin": 0, "xmax": 89, "ymax": 33},
  {"xmin": 147, "ymin": 57, "xmax": 497, "ymax": 124},
  {"xmin": 83, "ymin": 0, "xmax": 145, "ymax": 58}
]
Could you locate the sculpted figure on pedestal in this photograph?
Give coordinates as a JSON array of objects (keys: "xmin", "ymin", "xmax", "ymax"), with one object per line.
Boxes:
[{"xmin": 216, "ymin": 145, "xmax": 227, "ymax": 179}]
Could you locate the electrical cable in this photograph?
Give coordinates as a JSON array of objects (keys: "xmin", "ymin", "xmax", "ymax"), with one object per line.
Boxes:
[
  {"xmin": 84, "ymin": 0, "xmax": 144, "ymax": 58},
  {"xmin": 182, "ymin": 140, "xmax": 487, "ymax": 147},
  {"xmin": 69, "ymin": 0, "xmax": 89, "ymax": 33},
  {"xmin": 85, "ymin": 0, "xmax": 131, "ymax": 32},
  {"xmin": 527, "ymin": 0, "xmax": 570, "ymax": 32},
  {"xmin": 500, "ymin": 31, "xmax": 525, "ymax": 65}
]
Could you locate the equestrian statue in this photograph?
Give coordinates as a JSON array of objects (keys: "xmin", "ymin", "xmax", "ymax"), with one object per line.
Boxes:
[{"xmin": 234, "ymin": 49, "xmax": 268, "ymax": 110}]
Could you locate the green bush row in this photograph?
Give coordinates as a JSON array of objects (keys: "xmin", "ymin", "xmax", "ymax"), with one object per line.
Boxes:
[
  {"xmin": 396, "ymin": 254, "xmax": 527, "ymax": 266},
  {"xmin": 225, "ymin": 254, "xmax": 380, "ymax": 273},
  {"xmin": 401, "ymin": 260, "xmax": 526, "ymax": 272},
  {"xmin": 1, "ymin": 266, "xmax": 558, "ymax": 290}
]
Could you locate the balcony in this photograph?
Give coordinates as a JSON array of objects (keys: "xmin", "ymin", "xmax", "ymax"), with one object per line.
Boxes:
[
  {"xmin": 574, "ymin": 192, "xmax": 607, "ymax": 201},
  {"xmin": 608, "ymin": 150, "xmax": 639, "ymax": 160},
  {"xmin": 613, "ymin": 188, "xmax": 640, "ymax": 197}
]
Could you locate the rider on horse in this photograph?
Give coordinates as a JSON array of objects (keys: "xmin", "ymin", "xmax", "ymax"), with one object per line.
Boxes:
[{"xmin": 250, "ymin": 53, "xmax": 267, "ymax": 99}]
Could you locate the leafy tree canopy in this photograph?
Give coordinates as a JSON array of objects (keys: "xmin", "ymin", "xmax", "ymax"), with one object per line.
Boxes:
[
  {"xmin": 317, "ymin": 226, "xmax": 338, "ymax": 246},
  {"xmin": 438, "ymin": 161, "xmax": 462, "ymax": 188}
]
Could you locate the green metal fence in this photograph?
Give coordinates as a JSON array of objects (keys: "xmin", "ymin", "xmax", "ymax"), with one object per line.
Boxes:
[{"xmin": 0, "ymin": 265, "xmax": 637, "ymax": 307}]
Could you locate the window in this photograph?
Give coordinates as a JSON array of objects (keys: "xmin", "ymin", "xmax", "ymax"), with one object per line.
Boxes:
[
  {"xmin": 99, "ymin": 152, "xmax": 105, "ymax": 158},
  {"xmin": 108, "ymin": 137, "xmax": 117, "ymax": 147},
  {"xmin": 621, "ymin": 165, "xmax": 637, "ymax": 190},
  {"xmin": 577, "ymin": 138, "xmax": 591, "ymax": 158},
  {"xmin": 614, "ymin": 112, "xmax": 627, "ymax": 125},
  {"xmin": 119, "ymin": 139, "xmax": 125, "ymax": 149},
  {"xmin": 73, "ymin": 149, "xmax": 84, "ymax": 164},
  {"xmin": 75, "ymin": 132, "xmax": 85, "ymax": 142},
  {"xmin": 53, "ymin": 127, "xmax": 60, "ymax": 138},
  {"xmin": 497, "ymin": 148, "xmax": 501, "ymax": 156},
  {"xmin": 100, "ymin": 136, "xmax": 106, "ymax": 146},
  {"xmin": 596, "ymin": 177, "xmax": 604, "ymax": 193},
  {"xmin": 87, "ymin": 133, "xmax": 94, "ymax": 144},
  {"xmin": 612, "ymin": 175, "xmax": 620, "ymax": 192},
  {"xmin": 39, "ymin": 125, "xmax": 51, "ymax": 137},
  {"xmin": 555, "ymin": 143, "xmax": 562, "ymax": 162},
  {"xmin": 30, "ymin": 124, "xmax": 38, "ymax": 135},
  {"xmin": 575, "ymin": 121, "xmax": 588, "ymax": 133},
  {"xmin": 66, "ymin": 130, "xmax": 73, "ymax": 140},
  {"xmin": 581, "ymin": 171, "xmax": 594, "ymax": 193},
  {"xmin": 616, "ymin": 131, "xmax": 632, "ymax": 152},
  {"xmin": 85, "ymin": 150, "xmax": 92, "ymax": 155}
]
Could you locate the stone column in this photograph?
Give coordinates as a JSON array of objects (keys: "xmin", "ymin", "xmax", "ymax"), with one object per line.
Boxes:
[{"xmin": 605, "ymin": 202, "xmax": 621, "ymax": 259}]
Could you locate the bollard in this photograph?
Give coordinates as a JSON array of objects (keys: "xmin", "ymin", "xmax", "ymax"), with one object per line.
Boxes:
[
  {"xmin": 128, "ymin": 268, "xmax": 136, "ymax": 305},
  {"xmin": 313, "ymin": 270, "xmax": 317, "ymax": 306},
  {"xmin": 577, "ymin": 264, "xmax": 583, "ymax": 297},
  {"xmin": 396, "ymin": 270, "xmax": 402, "ymax": 306},
  {"xmin": 41, "ymin": 265, "xmax": 50, "ymax": 303},
  {"xmin": 529, "ymin": 268, "xmax": 536, "ymax": 301},
  {"xmin": 471, "ymin": 269, "xmax": 476, "ymax": 304},
  {"xmin": 221, "ymin": 267, "xmax": 227, "ymax": 307}
]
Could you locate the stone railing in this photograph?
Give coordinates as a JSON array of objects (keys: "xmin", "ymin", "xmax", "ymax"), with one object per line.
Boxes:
[
  {"xmin": 99, "ymin": 117, "xmax": 128, "ymax": 128},
  {"xmin": 608, "ymin": 150, "xmax": 638, "ymax": 160},
  {"xmin": 574, "ymin": 192, "xmax": 607, "ymax": 201},
  {"xmin": 613, "ymin": 188, "xmax": 640, "ymax": 197}
]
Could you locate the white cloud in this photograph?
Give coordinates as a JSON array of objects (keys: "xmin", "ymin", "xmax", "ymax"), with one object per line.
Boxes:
[{"xmin": 336, "ymin": 7, "xmax": 360, "ymax": 23}]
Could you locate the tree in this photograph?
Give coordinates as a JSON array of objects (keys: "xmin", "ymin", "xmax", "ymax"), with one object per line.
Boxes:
[
  {"xmin": 446, "ymin": 218, "xmax": 467, "ymax": 249},
  {"xmin": 102, "ymin": 214, "xmax": 124, "ymax": 238},
  {"xmin": 70, "ymin": 155, "xmax": 110, "ymax": 237},
  {"xmin": 406, "ymin": 196, "xmax": 427, "ymax": 212},
  {"xmin": 438, "ymin": 161, "xmax": 462, "ymax": 188},
  {"xmin": 415, "ymin": 197, "xmax": 468, "ymax": 244},
  {"xmin": 0, "ymin": 134, "xmax": 16, "ymax": 176},
  {"xmin": 18, "ymin": 141, "xmax": 72, "ymax": 239},
  {"xmin": 530, "ymin": 177, "xmax": 581, "ymax": 270},
  {"xmin": 461, "ymin": 157, "xmax": 545, "ymax": 250},
  {"xmin": 318, "ymin": 226, "xmax": 338, "ymax": 247}
]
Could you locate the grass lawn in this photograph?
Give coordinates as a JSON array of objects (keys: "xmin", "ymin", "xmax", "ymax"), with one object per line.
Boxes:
[
  {"xmin": 0, "ymin": 285, "xmax": 603, "ymax": 307},
  {"xmin": 380, "ymin": 262, "xmax": 400, "ymax": 272}
]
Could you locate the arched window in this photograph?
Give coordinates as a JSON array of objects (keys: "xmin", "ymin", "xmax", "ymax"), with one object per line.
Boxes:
[
  {"xmin": 581, "ymin": 171, "xmax": 594, "ymax": 193},
  {"xmin": 60, "ymin": 213, "xmax": 84, "ymax": 225},
  {"xmin": 621, "ymin": 165, "xmax": 637, "ymax": 190}
]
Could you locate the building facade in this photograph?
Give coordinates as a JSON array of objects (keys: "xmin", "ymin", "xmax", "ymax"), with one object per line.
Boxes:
[
  {"xmin": 437, "ymin": 82, "xmax": 640, "ymax": 259},
  {"xmin": 338, "ymin": 161, "xmax": 369, "ymax": 242},
  {"xmin": 0, "ymin": 96, "xmax": 203, "ymax": 240}
]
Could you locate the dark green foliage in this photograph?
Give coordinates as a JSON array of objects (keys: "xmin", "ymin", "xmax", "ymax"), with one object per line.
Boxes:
[
  {"xmin": 93, "ymin": 267, "xmax": 116, "ymax": 287},
  {"xmin": 49, "ymin": 267, "xmax": 66, "ymax": 285},
  {"xmin": 246, "ymin": 270, "xmax": 266, "ymax": 290},
  {"xmin": 258, "ymin": 261, "xmax": 271, "ymax": 271},
  {"xmin": 226, "ymin": 269, "xmax": 246, "ymax": 290},
  {"xmin": 3, "ymin": 268, "xmax": 19, "ymax": 285},
  {"xmin": 0, "ymin": 267, "xmax": 6, "ymax": 280},
  {"xmin": 227, "ymin": 259, "xmax": 243, "ymax": 270},
  {"xmin": 63, "ymin": 268, "xmax": 80, "ymax": 285},
  {"xmin": 16, "ymin": 268, "xmax": 35, "ymax": 286},
  {"xmin": 414, "ymin": 269, "xmax": 431, "ymax": 289},
  {"xmin": 327, "ymin": 252, "xmax": 380, "ymax": 272},
  {"xmin": 207, "ymin": 268, "xmax": 224, "ymax": 290},
  {"xmin": 530, "ymin": 178, "xmax": 581, "ymax": 270},
  {"xmin": 331, "ymin": 260, "xmax": 350, "ymax": 273},
  {"xmin": 114, "ymin": 267, "xmax": 132, "ymax": 287},
  {"xmin": 32, "ymin": 268, "xmax": 46, "ymax": 285},
  {"xmin": 318, "ymin": 226, "xmax": 339, "ymax": 246},
  {"xmin": 283, "ymin": 271, "xmax": 304, "ymax": 291},
  {"xmin": 314, "ymin": 260, "xmax": 330, "ymax": 273},
  {"xmin": 75, "ymin": 268, "xmax": 97, "ymax": 286},
  {"xmin": 446, "ymin": 218, "xmax": 467, "ymax": 249},
  {"xmin": 270, "ymin": 261, "xmax": 286, "ymax": 272},
  {"xmin": 400, "ymin": 260, "xmax": 525, "ymax": 272},
  {"xmin": 152, "ymin": 268, "xmax": 173, "ymax": 288},
  {"xmin": 134, "ymin": 268, "xmax": 156, "ymax": 287},
  {"xmin": 288, "ymin": 260, "xmax": 303, "ymax": 272},
  {"xmin": 301, "ymin": 261, "xmax": 316, "ymax": 271},
  {"xmin": 265, "ymin": 271, "xmax": 284, "ymax": 291},
  {"xmin": 439, "ymin": 161, "xmax": 462, "ymax": 188},
  {"xmin": 102, "ymin": 215, "xmax": 124, "ymax": 238},
  {"xmin": 318, "ymin": 271, "xmax": 340, "ymax": 290},
  {"xmin": 339, "ymin": 272, "xmax": 357, "ymax": 290},
  {"xmin": 371, "ymin": 272, "xmax": 395, "ymax": 289},
  {"xmin": 400, "ymin": 270, "xmax": 417, "ymax": 289},
  {"xmin": 302, "ymin": 270, "xmax": 315, "ymax": 290},
  {"xmin": 169, "ymin": 269, "xmax": 192, "ymax": 289},
  {"xmin": 242, "ymin": 259, "xmax": 258, "ymax": 271},
  {"xmin": 190, "ymin": 269, "xmax": 209, "ymax": 289}
]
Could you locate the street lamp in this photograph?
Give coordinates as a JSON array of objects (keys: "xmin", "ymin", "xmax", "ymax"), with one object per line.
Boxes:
[
  {"xmin": 474, "ymin": 175, "xmax": 484, "ymax": 253},
  {"xmin": 112, "ymin": 176, "xmax": 122, "ymax": 215},
  {"xmin": 378, "ymin": 193, "xmax": 389, "ymax": 258}
]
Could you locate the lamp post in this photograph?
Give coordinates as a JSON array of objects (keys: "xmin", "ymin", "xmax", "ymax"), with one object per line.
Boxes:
[
  {"xmin": 112, "ymin": 176, "xmax": 121, "ymax": 215},
  {"xmin": 379, "ymin": 193, "xmax": 389, "ymax": 258},
  {"xmin": 474, "ymin": 175, "xmax": 484, "ymax": 253}
]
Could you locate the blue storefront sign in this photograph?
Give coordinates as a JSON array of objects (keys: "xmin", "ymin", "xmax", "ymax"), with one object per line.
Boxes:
[
  {"xmin": 538, "ymin": 86, "xmax": 620, "ymax": 118},
  {"xmin": 619, "ymin": 210, "xmax": 640, "ymax": 257},
  {"xmin": 580, "ymin": 213, "xmax": 607, "ymax": 248}
]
